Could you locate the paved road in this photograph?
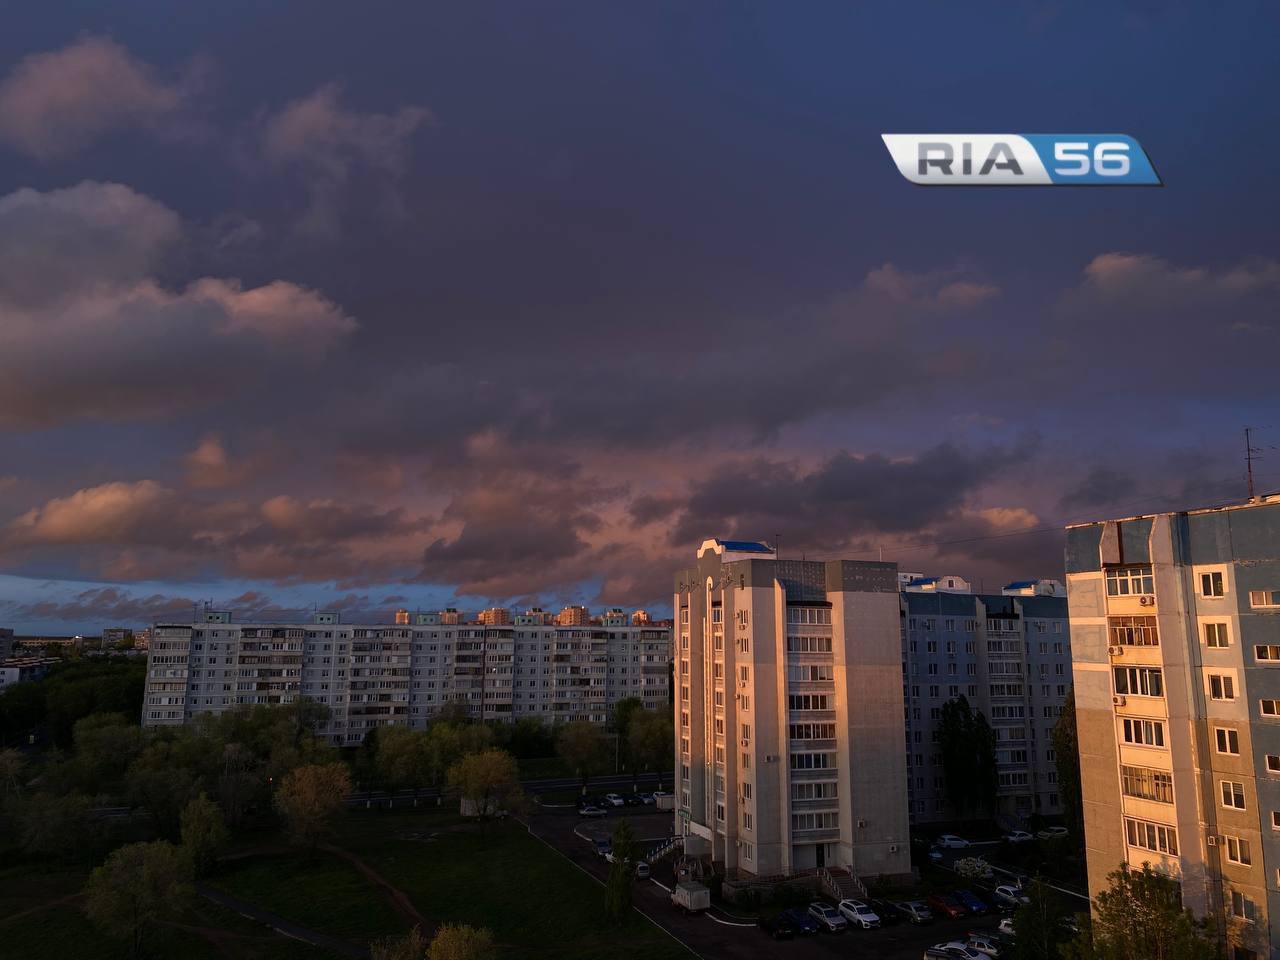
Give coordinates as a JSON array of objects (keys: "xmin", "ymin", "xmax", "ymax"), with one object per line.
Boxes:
[
  {"xmin": 523, "ymin": 805, "xmax": 1009, "ymax": 960},
  {"xmin": 344, "ymin": 771, "xmax": 674, "ymax": 807},
  {"xmin": 196, "ymin": 882, "xmax": 370, "ymax": 959}
]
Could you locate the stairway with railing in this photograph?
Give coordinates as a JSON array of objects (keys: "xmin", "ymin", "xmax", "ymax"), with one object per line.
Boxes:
[
  {"xmin": 646, "ymin": 835, "xmax": 684, "ymax": 865},
  {"xmin": 818, "ymin": 865, "xmax": 867, "ymax": 902}
]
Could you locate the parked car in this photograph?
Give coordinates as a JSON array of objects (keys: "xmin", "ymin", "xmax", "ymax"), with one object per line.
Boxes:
[
  {"xmin": 1037, "ymin": 826, "xmax": 1069, "ymax": 840},
  {"xmin": 953, "ymin": 890, "xmax": 987, "ymax": 915},
  {"xmin": 997, "ymin": 917, "xmax": 1017, "ymax": 938},
  {"xmin": 579, "ymin": 805, "xmax": 607, "ymax": 818},
  {"xmin": 1003, "ymin": 830, "xmax": 1034, "ymax": 844},
  {"xmin": 868, "ymin": 898, "xmax": 903, "ymax": 925},
  {"xmin": 924, "ymin": 942, "xmax": 983, "ymax": 960},
  {"xmin": 635, "ymin": 792, "xmax": 655, "ymax": 805},
  {"xmin": 966, "ymin": 932, "xmax": 1008, "ymax": 957},
  {"xmin": 759, "ymin": 913, "xmax": 797, "ymax": 940},
  {"xmin": 927, "ymin": 894, "xmax": 967, "ymax": 920},
  {"xmin": 807, "ymin": 902, "xmax": 848, "ymax": 932},
  {"xmin": 837, "ymin": 899, "xmax": 881, "ymax": 929},
  {"xmin": 634, "ymin": 862, "xmax": 650, "ymax": 879},
  {"xmin": 929, "ymin": 847, "xmax": 944, "ymax": 861},
  {"xmin": 651, "ymin": 790, "xmax": 672, "ymax": 799},
  {"xmin": 779, "ymin": 906, "xmax": 821, "ymax": 934},
  {"xmin": 993, "ymin": 885, "xmax": 1030, "ymax": 909},
  {"xmin": 603, "ymin": 793, "xmax": 626, "ymax": 807},
  {"xmin": 935, "ymin": 834, "xmax": 970, "ymax": 848},
  {"xmin": 593, "ymin": 838, "xmax": 611, "ymax": 858},
  {"xmin": 897, "ymin": 900, "xmax": 934, "ymax": 924}
]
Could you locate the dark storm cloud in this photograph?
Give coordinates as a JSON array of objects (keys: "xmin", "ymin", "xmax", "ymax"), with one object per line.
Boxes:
[
  {"xmin": 1058, "ymin": 466, "xmax": 1140, "ymax": 513},
  {"xmin": 667, "ymin": 441, "xmax": 1039, "ymax": 552}
]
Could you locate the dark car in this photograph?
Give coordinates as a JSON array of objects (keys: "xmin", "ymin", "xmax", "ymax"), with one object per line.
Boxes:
[
  {"xmin": 927, "ymin": 893, "xmax": 968, "ymax": 920},
  {"xmin": 897, "ymin": 900, "xmax": 935, "ymax": 924},
  {"xmin": 870, "ymin": 898, "xmax": 905, "ymax": 926},
  {"xmin": 623, "ymin": 793, "xmax": 644, "ymax": 806},
  {"xmin": 779, "ymin": 906, "xmax": 821, "ymax": 934},
  {"xmin": 759, "ymin": 913, "xmax": 797, "ymax": 940},
  {"xmin": 953, "ymin": 889, "xmax": 987, "ymax": 915}
]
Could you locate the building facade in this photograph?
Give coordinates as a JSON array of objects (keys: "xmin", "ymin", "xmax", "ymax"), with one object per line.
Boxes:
[
  {"xmin": 673, "ymin": 539, "xmax": 911, "ymax": 881},
  {"xmin": 143, "ymin": 606, "xmax": 671, "ymax": 742},
  {"xmin": 901, "ymin": 578, "xmax": 1072, "ymax": 823},
  {"xmin": 0, "ymin": 627, "xmax": 12, "ymax": 661},
  {"xmin": 1065, "ymin": 497, "xmax": 1280, "ymax": 960}
]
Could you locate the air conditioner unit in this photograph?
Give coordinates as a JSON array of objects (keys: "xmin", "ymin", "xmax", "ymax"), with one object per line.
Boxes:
[
  {"xmin": 857, "ymin": 818, "xmax": 867, "ymax": 828},
  {"xmin": 889, "ymin": 844, "xmax": 899, "ymax": 853},
  {"xmin": 765, "ymin": 755, "xmax": 779, "ymax": 763},
  {"xmin": 1206, "ymin": 835, "xmax": 1219, "ymax": 846},
  {"xmin": 1112, "ymin": 695, "xmax": 1127, "ymax": 706},
  {"xmin": 1139, "ymin": 596, "xmax": 1153, "ymax": 606},
  {"xmin": 740, "ymin": 738, "xmax": 749, "ymax": 747},
  {"xmin": 1107, "ymin": 645, "xmax": 1123, "ymax": 656}
]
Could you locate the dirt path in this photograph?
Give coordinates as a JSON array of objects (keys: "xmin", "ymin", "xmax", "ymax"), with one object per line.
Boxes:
[
  {"xmin": 0, "ymin": 891, "xmax": 84, "ymax": 926},
  {"xmin": 319, "ymin": 843, "xmax": 433, "ymax": 935}
]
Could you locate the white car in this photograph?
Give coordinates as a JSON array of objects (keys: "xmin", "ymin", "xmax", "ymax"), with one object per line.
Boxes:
[
  {"xmin": 967, "ymin": 933, "xmax": 1005, "ymax": 957},
  {"xmin": 578, "ymin": 805, "xmax": 607, "ymax": 818},
  {"xmin": 837, "ymin": 899, "xmax": 880, "ymax": 929},
  {"xmin": 994, "ymin": 885, "xmax": 1030, "ymax": 908},
  {"xmin": 935, "ymin": 834, "xmax": 970, "ymax": 848},
  {"xmin": 924, "ymin": 942, "xmax": 982, "ymax": 960},
  {"xmin": 603, "ymin": 793, "xmax": 626, "ymax": 807},
  {"xmin": 634, "ymin": 862, "xmax": 650, "ymax": 879},
  {"xmin": 1037, "ymin": 826, "xmax": 1069, "ymax": 840},
  {"xmin": 998, "ymin": 917, "xmax": 1017, "ymax": 938},
  {"xmin": 1003, "ymin": 830, "xmax": 1033, "ymax": 844},
  {"xmin": 807, "ymin": 901, "xmax": 848, "ymax": 932}
]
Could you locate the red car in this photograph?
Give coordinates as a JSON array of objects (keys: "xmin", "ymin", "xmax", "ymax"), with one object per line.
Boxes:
[{"xmin": 926, "ymin": 893, "xmax": 968, "ymax": 920}]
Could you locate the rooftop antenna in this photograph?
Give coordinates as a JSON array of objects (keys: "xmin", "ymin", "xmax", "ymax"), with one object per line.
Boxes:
[{"xmin": 1246, "ymin": 426, "xmax": 1262, "ymax": 500}]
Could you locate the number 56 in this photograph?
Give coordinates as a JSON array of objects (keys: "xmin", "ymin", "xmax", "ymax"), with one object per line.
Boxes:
[{"xmin": 1054, "ymin": 141, "xmax": 1130, "ymax": 176}]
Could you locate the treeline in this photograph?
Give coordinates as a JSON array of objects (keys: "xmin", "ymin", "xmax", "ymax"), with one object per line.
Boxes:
[{"xmin": 0, "ymin": 657, "xmax": 146, "ymax": 748}]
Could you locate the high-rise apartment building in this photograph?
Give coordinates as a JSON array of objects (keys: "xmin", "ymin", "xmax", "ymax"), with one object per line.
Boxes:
[
  {"xmin": 1065, "ymin": 497, "xmax": 1280, "ymax": 960},
  {"xmin": 673, "ymin": 539, "xmax": 910, "ymax": 880},
  {"xmin": 901, "ymin": 576, "xmax": 1071, "ymax": 822},
  {"xmin": 0, "ymin": 627, "xmax": 13, "ymax": 661},
  {"xmin": 144, "ymin": 606, "xmax": 670, "ymax": 742}
]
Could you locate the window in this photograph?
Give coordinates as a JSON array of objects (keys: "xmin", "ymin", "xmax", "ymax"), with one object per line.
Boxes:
[
  {"xmin": 1110, "ymin": 616, "xmax": 1159, "ymax": 647},
  {"xmin": 1255, "ymin": 645, "xmax": 1280, "ymax": 662},
  {"xmin": 1122, "ymin": 717, "xmax": 1165, "ymax": 747},
  {"xmin": 1204, "ymin": 623, "xmax": 1230, "ymax": 649},
  {"xmin": 1121, "ymin": 765, "xmax": 1174, "ymax": 803},
  {"xmin": 1271, "ymin": 811, "xmax": 1280, "ymax": 831},
  {"xmin": 788, "ymin": 694, "xmax": 830, "ymax": 711},
  {"xmin": 1216, "ymin": 728, "xmax": 1240, "ymax": 755},
  {"xmin": 1124, "ymin": 817, "xmax": 1178, "ymax": 855},
  {"xmin": 1106, "ymin": 566, "xmax": 1154, "ymax": 597},
  {"xmin": 1268, "ymin": 755, "xmax": 1280, "ymax": 774},
  {"xmin": 1250, "ymin": 590, "xmax": 1280, "ymax": 609},
  {"xmin": 786, "ymin": 636, "xmax": 833, "ymax": 653},
  {"xmin": 1114, "ymin": 667, "xmax": 1163, "ymax": 698},
  {"xmin": 789, "ymin": 752, "xmax": 834, "ymax": 770},
  {"xmin": 787, "ymin": 664, "xmax": 834, "ymax": 683},
  {"xmin": 1230, "ymin": 891, "xmax": 1256, "ymax": 923},
  {"xmin": 1200, "ymin": 571, "xmax": 1225, "ymax": 598},
  {"xmin": 1221, "ymin": 779, "xmax": 1246, "ymax": 810},
  {"xmin": 1263, "ymin": 699, "xmax": 1280, "ymax": 717},
  {"xmin": 741, "ymin": 811, "xmax": 752, "ymax": 831},
  {"xmin": 1225, "ymin": 836, "xmax": 1252, "ymax": 865},
  {"xmin": 1209, "ymin": 674, "xmax": 1236, "ymax": 701}
]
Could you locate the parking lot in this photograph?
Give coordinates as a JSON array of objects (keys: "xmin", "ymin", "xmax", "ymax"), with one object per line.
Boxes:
[{"xmin": 524, "ymin": 798, "xmax": 1012, "ymax": 960}]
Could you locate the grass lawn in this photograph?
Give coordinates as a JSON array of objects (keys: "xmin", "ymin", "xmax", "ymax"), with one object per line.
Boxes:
[
  {"xmin": 340, "ymin": 815, "xmax": 690, "ymax": 960},
  {"xmin": 210, "ymin": 850, "xmax": 406, "ymax": 940}
]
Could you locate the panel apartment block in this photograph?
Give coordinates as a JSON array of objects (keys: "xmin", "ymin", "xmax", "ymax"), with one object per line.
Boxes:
[
  {"xmin": 144, "ymin": 607, "xmax": 671, "ymax": 742},
  {"xmin": 1066, "ymin": 496, "xmax": 1280, "ymax": 960},
  {"xmin": 672, "ymin": 539, "xmax": 911, "ymax": 881}
]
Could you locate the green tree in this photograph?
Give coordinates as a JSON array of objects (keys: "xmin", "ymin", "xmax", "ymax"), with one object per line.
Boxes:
[
  {"xmin": 448, "ymin": 748, "xmax": 522, "ymax": 825},
  {"xmin": 180, "ymin": 792, "xmax": 229, "ymax": 876},
  {"xmin": 424, "ymin": 721, "xmax": 493, "ymax": 789},
  {"xmin": 1053, "ymin": 688, "xmax": 1083, "ymax": 837},
  {"xmin": 1007, "ymin": 879, "xmax": 1071, "ymax": 960},
  {"xmin": 274, "ymin": 761, "xmax": 352, "ymax": 849},
  {"xmin": 938, "ymin": 695, "xmax": 998, "ymax": 815},
  {"xmin": 85, "ymin": 840, "xmax": 193, "ymax": 959},
  {"xmin": 217, "ymin": 741, "xmax": 262, "ymax": 827},
  {"xmin": 18, "ymin": 791, "xmax": 95, "ymax": 861},
  {"xmin": 378, "ymin": 725, "xmax": 432, "ymax": 805},
  {"xmin": 557, "ymin": 721, "xmax": 607, "ymax": 793},
  {"xmin": 126, "ymin": 736, "xmax": 203, "ymax": 840},
  {"xmin": 627, "ymin": 710, "xmax": 673, "ymax": 789},
  {"xmin": 428, "ymin": 923, "xmax": 496, "ymax": 960},
  {"xmin": 611, "ymin": 697, "xmax": 644, "ymax": 764},
  {"xmin": 0, "ymin": 747, "xmax": 25, "ymax": 800},
  {"xmin": 604, "ymin": 818, "xmax": 637, "ymax": 923},
  {"xmin": 73, "ymin": 712, "xmax": 145, "ymax": 790},
  {"xmin": 1063, "ymin": 863, "xmax": 1217, "ymax": 960},
  {"xmin": 371, "ymin": 926, "xmax": 428, "ymax": 960}
]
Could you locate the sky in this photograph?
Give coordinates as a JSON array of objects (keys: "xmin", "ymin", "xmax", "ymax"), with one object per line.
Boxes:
[{"xmin": 1, "ymin": 2, "xmax": 1279, "ymax": 633}]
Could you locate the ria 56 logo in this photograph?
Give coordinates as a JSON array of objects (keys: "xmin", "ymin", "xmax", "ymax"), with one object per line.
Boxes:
[{"xmin": 881, "ymin": 134, "xmax": 1161, "ymax": 185}]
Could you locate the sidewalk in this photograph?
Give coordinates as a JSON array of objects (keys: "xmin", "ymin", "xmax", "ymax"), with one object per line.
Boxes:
[{"xmin": 195, "ymin": 883, "xmax": 371, "ymax": 959}]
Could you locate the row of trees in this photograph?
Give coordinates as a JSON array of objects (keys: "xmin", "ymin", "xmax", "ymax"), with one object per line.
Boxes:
[{"xmin": 0, "ymin": 657, "xmax": 146, "ymax": 748}]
